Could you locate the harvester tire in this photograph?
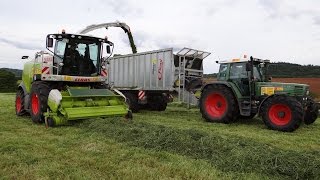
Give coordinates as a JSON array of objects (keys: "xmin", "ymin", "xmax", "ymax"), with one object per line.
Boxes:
[
  {"xmin": 200, "ymin": 85, "xmax": 239, "ymax": 123},
  {"xmin": 30, "ymin": 82, "xmax": 52, "ymax": 123},
  {"xmin": 15, "ymin": 89, "xmax": 27, "ymax": 116},
  {"xmin": 261, "ymin": 96, "xmax": 303, "ymax": 132},
  {"xmin": 304, "ymin": 99, "xmax": 319, "ymax": 125},
  {"xmin": 123, "ymin": 92, "xmax": 140, "ymax": 113}
]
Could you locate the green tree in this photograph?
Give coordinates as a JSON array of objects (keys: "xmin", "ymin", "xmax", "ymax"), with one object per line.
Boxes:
[{"xmin": 0, "ymin": 69, "xmax": 17, "ymax": 92}]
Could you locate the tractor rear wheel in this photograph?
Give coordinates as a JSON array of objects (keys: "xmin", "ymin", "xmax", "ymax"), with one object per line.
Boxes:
[
  {"xmin": 200, "ymin": 85, "xmax": 239, "ymax": 123},
  {"xmin": 15, "ymin": 89, "xmax": 27, "ymax": 116},
  {"xmin": 30, "ymin": 82, "xmax": 52, "ymax": 123},
  {"xmin": 304, "ymin": 99, "xmax": 319, "ymax": 125},
  {"xmin": 123, "ymin": 92, "xmax": 140, "ymax": 113},
  {"xmin": 261, "ymin": 96, "xmax": 303, "ymax": 132}
]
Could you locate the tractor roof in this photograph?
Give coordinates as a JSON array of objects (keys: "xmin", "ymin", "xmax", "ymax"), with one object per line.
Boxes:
[{"xmin": 216, "ymin": 57, "xmax": 270, "ymax": 64}]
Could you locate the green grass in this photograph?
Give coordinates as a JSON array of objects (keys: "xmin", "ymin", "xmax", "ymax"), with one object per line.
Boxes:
[{"xmin": 0, "ymin": 93, "xmax": 319, "ymax": 179}]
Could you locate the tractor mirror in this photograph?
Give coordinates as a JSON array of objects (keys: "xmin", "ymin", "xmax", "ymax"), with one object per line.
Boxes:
[
  {"xmin": 21, "ymin": 56, "xmax": 29, "ymax": 59},
  {"xmin": 245, "ymin": 62, "xmax": 252, "ymax": 71},
  {"xmin": 106, "ymin": 45, "xmax": 111, "ymax": 54},
  {"xmin": 47, "ymin": 38, "xmax": 54, "ymax": 48}
]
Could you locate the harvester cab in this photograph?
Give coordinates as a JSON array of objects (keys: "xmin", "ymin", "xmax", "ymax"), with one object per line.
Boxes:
[
  {"xmin": 16, "ymin": 31, "xmax": 130, "ymax": 127},
  {"xmin": 200, "ymin": 56, "xmax": 318, "ymax": 132}
]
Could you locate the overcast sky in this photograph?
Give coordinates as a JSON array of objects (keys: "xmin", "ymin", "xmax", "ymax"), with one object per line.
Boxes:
[{"xmin": 0, "ymin": 0, "xmax": 319, "ymax": 73}]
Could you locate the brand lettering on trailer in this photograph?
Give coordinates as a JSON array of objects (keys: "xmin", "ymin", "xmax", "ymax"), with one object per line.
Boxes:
[{"xmin": 158, "ymin": 59, "xmax": 163, "ymax": 80}]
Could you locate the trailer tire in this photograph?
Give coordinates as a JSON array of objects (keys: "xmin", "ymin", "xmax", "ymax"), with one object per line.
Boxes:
[
  {"xmin": 200, "ymin": 84, "xmax": 238, "ymax": 123},
  {"xmin": 30, "ymin": 82, "xmax": 52, "ymax": 123},
  {"xmin": 15, "ymin": 88, "xmax": 27, "ymax": 116},
  {"xmin": 148, "ymin": 95, "xmax": 167, "ymax": 111},
  {"xmin": 261, "ymin": 96, "xmax": 303, "ymax": 132},
  {"xmin": 123, "ymin": 92, "xmax": 140, "ymax": 113}
]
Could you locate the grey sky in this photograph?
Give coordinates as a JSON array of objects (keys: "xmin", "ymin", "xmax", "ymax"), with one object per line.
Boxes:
[{"xmin": 0, "ymin": 0, "xmax": 319, "ymax": 73}]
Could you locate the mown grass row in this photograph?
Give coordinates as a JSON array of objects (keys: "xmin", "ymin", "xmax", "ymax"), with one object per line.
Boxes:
[{"xmin": 79, "ymin": 118, "xmax": 320, "ymax": 179}]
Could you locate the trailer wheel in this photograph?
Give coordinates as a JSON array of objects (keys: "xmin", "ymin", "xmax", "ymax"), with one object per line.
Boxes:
[
  {"xmin": 30, "ymin": 82, "xmax": 52, "ymax": 123},
  {"xmin": 15, "ymin": 88, "xmax": 27, "ymax": 116},
  {"xmin": 200, "ymin": 85, "xmax": 239, "ymax": 123},
  {"xmin": 261, "ymin": 96, "xmax": 303, "ymax": 132},
  {"xmin": 148, "ymin": 95, "xmax": 167, "ymax": 111},
  {"xmin": 123, "ymin": 92, "xmax": 140, "ymax": 113},
  {"xmin": 304, "ymin": 99, "xmax": 319, "ymax": 125}
]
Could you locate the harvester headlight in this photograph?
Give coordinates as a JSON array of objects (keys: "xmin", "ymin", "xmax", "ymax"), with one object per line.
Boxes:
[
  {"xmin": 59, "ymin": 62, "xmax": 64, "ymax": 67},
  {"xmin": 306, "ymin": 90, "xmax": 310, "ymax": 95},
  {"xmin": 101, "ymin": 65, "xmax": 106, "ymax": 69}
]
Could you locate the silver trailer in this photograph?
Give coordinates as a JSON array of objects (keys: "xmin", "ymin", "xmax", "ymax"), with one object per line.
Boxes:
[{"xmin": 105, "ymin": 47, "xmax": 211, "ymax": 112}]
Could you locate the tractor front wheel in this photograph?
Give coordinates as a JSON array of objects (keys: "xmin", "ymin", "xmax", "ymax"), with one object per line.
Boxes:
[
  {"xmin": 30, "ymin": 82, "xmax": 52, "ymax": 123},
  {"xmin": 200, "ymin": 85, "xmax": 239, "ymax": 123},
  {"xmin": 261, "ymin": 96, "xmax": 303, "ymax": 132},
  {"xmin": 304, "ymin": 99, "xmax": 319, "ymax": 125}
]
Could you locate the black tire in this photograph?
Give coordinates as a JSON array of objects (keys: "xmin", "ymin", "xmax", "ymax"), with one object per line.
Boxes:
[
  {"xmin": 47, "ymin": 117, "xmax": 55, "ymax": 127},
  {"xmin": 30, "ymin": 82, "xmax": 52, "ymax": 123},
  {"xmin": 125, "ymin": 111, "xmax": 133, "ymax": 120},
  {"xmin": 261, "ymin": 96, "xmax": 303, "ymax": 132},
  {"xmin": 123, "ymin": 92, "xmax": 140, "ymax": 113},
  {"xmin": 148, "ymin": 95, "xmax": 167, "ymax": 111},
  {"xmin": 15, "ymin": 88, "xmax": 27, "ymax": 116},
  {"xmin": 199, "ymin": 85, "xmax": 239, "ymax": 123},
  {"xmin": 304, "ymin": 99, "xmax": 319, "ymax": 125}
]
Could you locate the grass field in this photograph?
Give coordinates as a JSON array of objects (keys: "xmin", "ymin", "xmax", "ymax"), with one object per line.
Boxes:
[{"xmin": 0, "ymin": 93, "xmax": 320, "ymax": 179}]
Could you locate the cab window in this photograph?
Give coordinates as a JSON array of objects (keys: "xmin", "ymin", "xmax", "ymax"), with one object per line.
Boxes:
[
  {"xmin": 218, "ymin": 64, "xmax": 228, "ymax": 80},
  {"xmin": 230, "ymin": 63, "xmax": 248, "ymax": 79}
]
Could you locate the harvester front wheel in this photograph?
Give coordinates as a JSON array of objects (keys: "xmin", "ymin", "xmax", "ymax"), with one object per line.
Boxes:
[
  {"xmin": 30, "ymin": 82, "xmax": 51, "ymax": 123},
  {"xmin": 200, "ymin": 85, "xmax": 238, "ymax": 123},
  {"xmin": 261, "ymin": 96, "xmax": 303, "ymax": 132},
  {"xmin": 15, "ymin": 89, "xmax": 27, "ymax": 116}
]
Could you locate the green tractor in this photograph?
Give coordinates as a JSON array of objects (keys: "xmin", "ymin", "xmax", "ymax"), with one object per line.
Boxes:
[
  {"xmin": 200, "ymin": 56, "xmax": 318, "ymax": 132},
  {"xmin": 15, "ymin": 31, "xmax": 131, "ymax": 126}
]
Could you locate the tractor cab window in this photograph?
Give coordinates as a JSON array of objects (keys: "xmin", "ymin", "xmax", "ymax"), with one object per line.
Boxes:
[
  {"xmin": 218, "ymin": 64, "xmax": 228, "ymax": 80},
  {"xmin": 61, "ymin": 41, "xmax": 99, "ymax": 76},
  {"xmin": 253, "ymin": 66, "xmax": 262, "ymax": 81},
  {"xmin": 56, "ymin": 40, "xmax": 67, "ymax": 57},
  {"xmin": 230, "ymin": 63, "xmax": 248, "ymax": 79}
]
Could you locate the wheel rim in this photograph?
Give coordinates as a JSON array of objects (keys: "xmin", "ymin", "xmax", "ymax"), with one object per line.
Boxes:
[
  {"xmin": 268, "ymin": 104, "xmax": 292, "ymax": 126},
  {"xmin": 16, "ymin": 96, "xmax": 22, "ymax": 113},
  {"xmin": 205, "ymin": 93, "xmax": 227, "ymax": 118},
  {"xmin": 31, "ymin": 94, "xmax": 40, "ymax": 115}
]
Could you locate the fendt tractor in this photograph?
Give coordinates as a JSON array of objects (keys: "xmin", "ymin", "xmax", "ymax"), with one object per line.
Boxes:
[
  {"xmin": 15, "ymin": 31, "xmax": 131, "ymax": 126},
  {"xmin": 200, "ymin": 56, "xmax": 319, "ymax": 132}
]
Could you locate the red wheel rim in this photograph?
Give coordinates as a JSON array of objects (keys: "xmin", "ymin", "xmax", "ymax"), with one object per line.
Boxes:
[
  {"xmin": 205, "ymin": 93, "xmax": 227, "ymax": 118},
  {"xmin": 16, "ymin": 96, "xmax": 22, "ymax": 113},
  {"xmin": 268, "ymin": 104, "xmax": 292, "ymax": 126},
  {"xmin": 31, "ymin": 94, "xmax": 40, "ymax": 115}
]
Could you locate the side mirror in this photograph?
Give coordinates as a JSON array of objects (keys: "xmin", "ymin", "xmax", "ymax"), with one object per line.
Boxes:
[
  {"xmin": 47, "ymin": 38, "xmax": 53, "ymax": 48},
  {"xmin": 106, "ymin": 45, "xmax": 111, "ymax": 54},
  {"xmin": 245, "ymin": 62, "xmax": 252, "ymax": 71},
  {"xmin": 21, "ymin": 56, "xmax": 29, "ymax": 59}
]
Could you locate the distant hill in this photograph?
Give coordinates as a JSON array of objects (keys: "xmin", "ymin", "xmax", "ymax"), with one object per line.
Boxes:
[
  {"xmin": 204, "ymin": 62, "xmax": 320, "ymax": 78},
  {"xmin": 0, "ymin": 68, "xmax": 22, "ymax": 78}
]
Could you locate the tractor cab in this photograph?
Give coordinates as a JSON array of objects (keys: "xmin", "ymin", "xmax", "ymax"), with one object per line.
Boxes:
[
  {"xmin": 217, "ymin": 56, "xmax": 270, "ymax": 97},
  {"xmin": 46, "ymin": 32, "xmax": 112, "ymax": 77}
]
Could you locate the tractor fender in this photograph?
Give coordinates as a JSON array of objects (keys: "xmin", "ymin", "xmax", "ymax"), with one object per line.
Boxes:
[
  {"xmin": 202, "ymin": 82, "xmax": 242, "ymax": 112},
  {"xmin": 17, "ymin": 82, "xmax": 30, "ymax": 110}
]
